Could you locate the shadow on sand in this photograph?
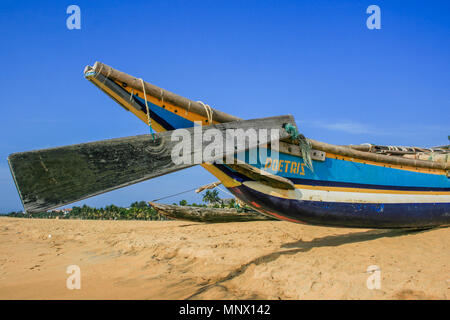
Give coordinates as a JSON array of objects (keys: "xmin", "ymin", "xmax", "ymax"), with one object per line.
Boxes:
[
  {"xmin": 280, "ymin": 227, "xmax": 435, "ymax": 249},
  {"xmin": 185, "ymin": 227, "xmax": 439, "ymax": 299}
]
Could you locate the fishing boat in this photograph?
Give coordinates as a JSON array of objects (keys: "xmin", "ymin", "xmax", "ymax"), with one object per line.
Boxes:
[
  {"xmin": 148, "ymin": 202, "xmax": 274, "ymax": 223},
  {"xmin": 8, "ymin": 62, "xmax": 450, "ymax": 229}
]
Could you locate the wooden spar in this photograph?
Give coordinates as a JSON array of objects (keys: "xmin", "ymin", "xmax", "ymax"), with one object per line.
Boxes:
[
  {"xmin": 148, "ymin": 202, "xmax": 275, "ymax": 222},
  {"xmin": 88, "ymin": 62, "xmax": 242, "ymax": 124},
  {"xmin": 8, "ymin": 115, "xmax": 295, "ymax": 213},
  {"xmin": 87, "ymin": 62, "xmax": 449, "ymax": 170},
  {"xmin": 227, "ymin": 160, "xmax": 295, "ymax": 190},
  {"xmin": 342, "ymin": 144, "xmax": 444, "ymax": 153},
  {"xmin": 273, "ymin": 140, "xmax": 449, "ymax": 170},
  {"xmin": 308, "ymin": 139, "xmax": 449, "ymax": 170},
  {"xmin": 195, "ymin": 181, "xmax": 222, "ymax": 193},
  {"xmin": 342, "ymin": 145, "xmax": 372, "ymax": 152}
]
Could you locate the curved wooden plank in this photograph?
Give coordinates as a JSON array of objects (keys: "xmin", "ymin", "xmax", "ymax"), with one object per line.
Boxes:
[{"xmin": 8, "ymin": 115, "xmax": 295, "ymax": 213}]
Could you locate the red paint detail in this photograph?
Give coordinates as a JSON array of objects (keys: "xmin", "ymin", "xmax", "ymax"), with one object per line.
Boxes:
[
  {"xmin": 250, "ymin": 201, "xmax": 261, "ymax": 208},
  {"xmin": 230, "ymin": 186, "xmax": 306, "ymax": 224},
  {"xmin": 263, "ymin": 210, "xmax": 305, "ymax": 224}
]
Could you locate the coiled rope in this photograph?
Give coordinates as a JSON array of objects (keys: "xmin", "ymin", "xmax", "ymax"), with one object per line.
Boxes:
[
  {"xmin": 197, "ymin": 101, "xmax": 213, "ymax": 124},
  {"xmin": 283, "ymin": 123, "xmax": 314, "ymax": 172}
]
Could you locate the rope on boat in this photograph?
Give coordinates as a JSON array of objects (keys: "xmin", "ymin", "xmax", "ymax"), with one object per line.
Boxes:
[
  {"xmin": 151, "ymin": 183, "xmax": 233, "ymax": 203},
  {"xmin": 216, "ymin": 185, "xmax": 235, "ymax": 198},
  {"xmin": 140, "ymin": 78, "xmax": 155, "ymax": 141},
  {"xmin": 197, "ymin": 101, "xmax": 213, "ymax": 124},
  {"xmin": 151, "ymin": 187, "xmax": 200, "ymax": 202},
  {"xmin": 160, "ymin": 89, "xmax": 164, "ymax": 105},
  {"xmin": 129, "ymin": 89, "xmax": 134, "ymax": 101},
  {"xmin": 186, "ymin": 101, "xmax": 191, "ymax": 116},
  {"xmin": 102, "ymin": 67, "xmax": 112, "ymax": 85},
  {"xmin": 283, "ymin": 123, "xmax": 314, "ymax": 172},
  {"xmin": 94, "ymin": 63, "xmax": 103, "ymax": 80}
]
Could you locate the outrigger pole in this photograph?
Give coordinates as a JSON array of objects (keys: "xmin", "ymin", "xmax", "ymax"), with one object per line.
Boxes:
[
  {"xmin": 86, "ymin": 62, "xmax": 241, "ymax": 124},
  {"xmin": 8, "ymin": 115, "xmax": 296, "ymax": 213}
]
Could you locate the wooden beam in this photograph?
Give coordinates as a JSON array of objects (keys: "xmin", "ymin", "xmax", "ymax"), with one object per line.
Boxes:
[
  {"xmin": 87, "ymin": 62, "xmax": 242, "ymax": 124},
  {"xmin": 195, "ymin": 181, "xmax": 222, "ymax": 193},
  {"xmin": 275, "ymin": 140, "xmax": 449, "ymax": 170},
  {"xmin": 227, "ymin": 160, "xmax": 295, "ymax": 190},
  {"xmin": 8, "ymin": 115, "xmax": 296, "ymax": 213},
  {"xmin": 308, "ymin": 139, "xmax": 449, "ymax": 170}
]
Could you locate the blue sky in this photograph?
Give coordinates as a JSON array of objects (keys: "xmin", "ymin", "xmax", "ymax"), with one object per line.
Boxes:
[{"xmin": 0, "ymin": 0, "xmax": 449, "ymax": 212}]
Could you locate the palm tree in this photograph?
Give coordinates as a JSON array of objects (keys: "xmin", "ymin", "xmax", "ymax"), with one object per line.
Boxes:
[{"xmin": 202, "ymin": 190, "xmax": 221, "ymax": 206}]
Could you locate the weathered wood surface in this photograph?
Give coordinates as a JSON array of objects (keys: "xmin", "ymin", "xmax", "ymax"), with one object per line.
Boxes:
[
  {"xmin": 8, "ymin": 115, "xmax": 295, "ymax": 213},
  {"xmin": 195, "ymin": 181, "xmax": 222, "ymax": 193},
  {"xmin": 149, "ymin": 202, "xmax": 275, "ymax": 222}
]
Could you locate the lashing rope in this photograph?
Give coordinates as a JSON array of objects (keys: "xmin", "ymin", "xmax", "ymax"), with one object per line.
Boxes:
[
  {"xmin": 94, "ymin": 64, "xmax": 103, "ymax": 80},
  {"xmin": 283, "ymin": 123, "xmax": 314, "ymax": 172},
  {"xmin": 151, "ymin": 183, "xmax": 229, "ymax": 202},
  {"xmin": 129, "ymin": 89, "xmax": 134, "ymax": 101},
  {"xmin": 186, "ymin": 101, "xmax": 191, "ymax": 116},
  {"xmin": 102, "ymin": 67, "xmax": 112, "ymax": 84},
  {"xmin": 151, "ymin": 187, "xmax": 200, "ymax": 202},
  {"xmin": 140, "ymin": 78, "xmax": 155, "ymax": 141},
  {"xmin": 95, "ymin": 68, "xmax": 154, "ymax": 141},
  {"xmin": 196, "ymin": 101, "xmax": 213, "ymax": 124}
]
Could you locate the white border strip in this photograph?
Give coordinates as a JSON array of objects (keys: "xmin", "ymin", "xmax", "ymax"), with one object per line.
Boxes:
[{"xmin": 243, "ymin": 181, "xmax": 450, "ymax": 204}]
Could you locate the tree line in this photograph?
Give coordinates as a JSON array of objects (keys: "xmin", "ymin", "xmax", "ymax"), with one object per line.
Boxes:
[
  {"xmin": 6, "ymin": 201, "xmax": 164, "ymax": 220},
  {"xmin": 4, "ymin": 190, "xmax": 243, "ymax": 220}
]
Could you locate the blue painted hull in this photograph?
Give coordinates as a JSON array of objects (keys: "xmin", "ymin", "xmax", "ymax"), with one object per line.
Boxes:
[
  {"xmin": 90, "ymin": 76, "xmax": 450, "ymax": 228},
  {"xmin": 229, "ymin": 183, "xmax": 450, "ymax": 228}
]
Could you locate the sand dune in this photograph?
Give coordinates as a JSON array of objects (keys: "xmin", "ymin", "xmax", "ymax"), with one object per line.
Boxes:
[{"xmin": 0, "ymin": 217, "xmax": 448, "ymax": 299}]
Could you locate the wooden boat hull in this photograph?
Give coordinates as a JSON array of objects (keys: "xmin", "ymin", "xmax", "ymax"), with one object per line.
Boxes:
[
  {"xmin": 224, "ymin": 148, "xmax": 450, "ymax": 228},
  {"xmin": 85, "ymin": 64, "xmax": 450, "ymax": 228},
  {"xmin": 231, "ymin": 184, "xmax": 449, "ymax": 228},
  {"xmin": 218, "ymin": 164, "xmax": 450, "ymax": 228},
  {"xmin": 149, "ymin": 202, "xmax": 274, "ymax": 223},
  {"xmin": 227, "ymin": 148, "xmax": 450, "ymax": 228}
]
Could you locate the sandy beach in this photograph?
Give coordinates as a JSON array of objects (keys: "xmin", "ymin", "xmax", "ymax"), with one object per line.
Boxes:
[{"xmin": 0, "ymin": 217, "xmax": 448, "ymax": 300}]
